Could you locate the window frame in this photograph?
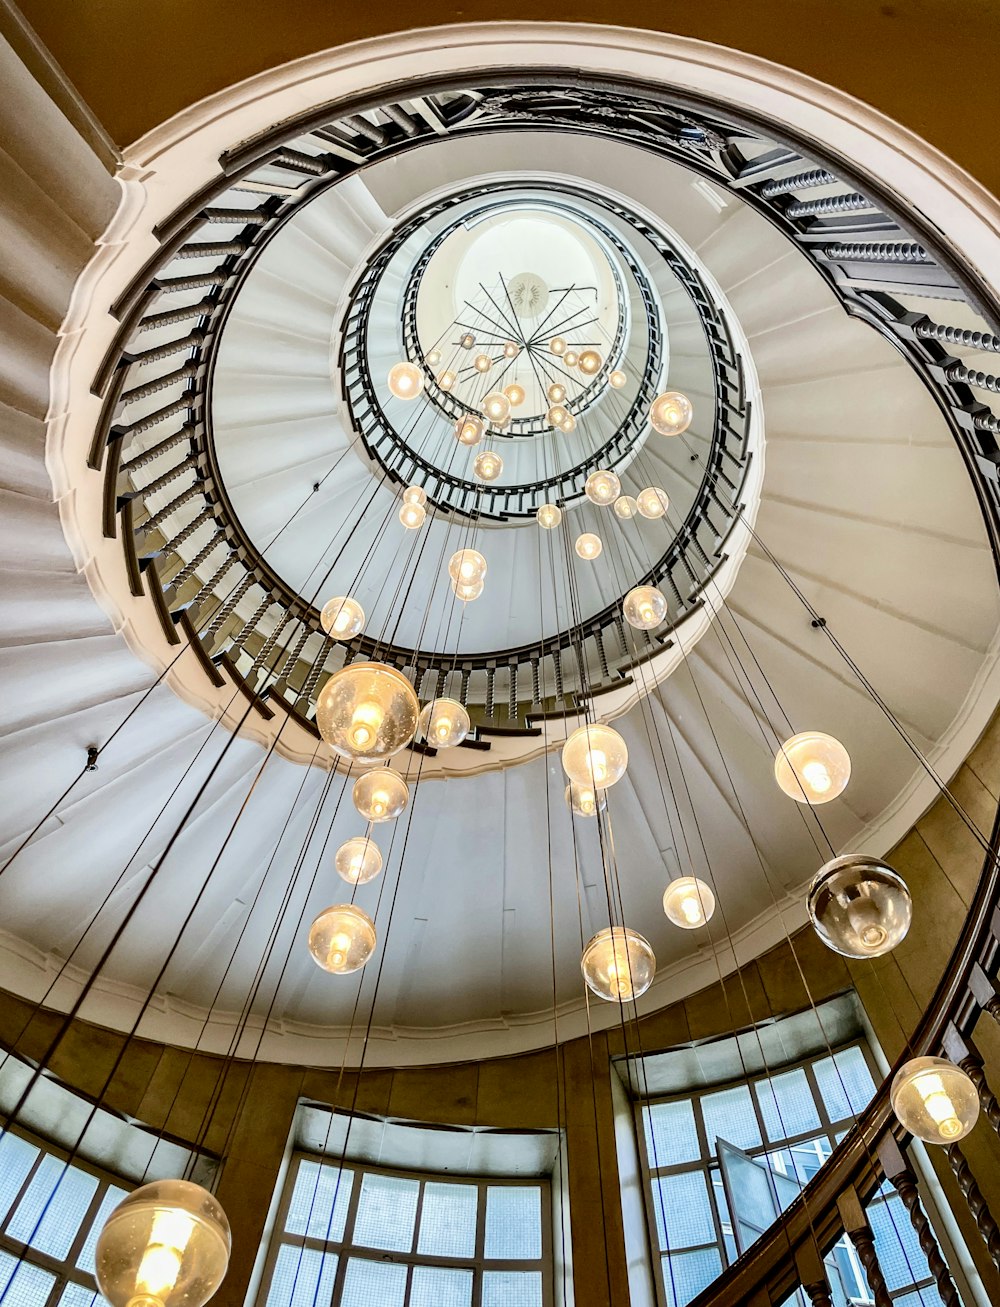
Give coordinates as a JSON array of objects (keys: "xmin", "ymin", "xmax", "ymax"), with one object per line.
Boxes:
[{"xmin": 258, "ymin": 1149, "xmax": 554, "ymax": 1307}]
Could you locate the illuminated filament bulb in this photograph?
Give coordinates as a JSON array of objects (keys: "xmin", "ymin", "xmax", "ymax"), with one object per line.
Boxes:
[
  {"xmin": 503, "ymin": 341, "xmax": 519, "ymax": 358},
  {"xmin": 135, "ymin": 1209, "xmax": 196, "ymax": 1301},
  {"xmin": 437, "ymin": 369, "xmax": 457, "ymax": 392},
  {"xmin": 349, "ymin": 700, "xmax": 384, "ymax": 751},
  {"xmin": 663, "ymin": 877, "xmax": 716, "ymax": 929}
]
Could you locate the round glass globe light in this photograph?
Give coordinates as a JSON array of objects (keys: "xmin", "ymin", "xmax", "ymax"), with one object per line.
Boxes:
[
  {"xmin": 482, "ymin": 392, "xmax": 511, "ymax": 423},
  {"xmin": 419, "ymin": 697, "xmax": 471, "ymax": 748},
  {"xmin": 624, "ymin": 585, "xmax": 668, "ymax": 630},
  {"xmin": 650, "ymin": 390, "xmax": 694, "ymax": 436},
  {"xmin": 448, "ymin": 549, "xmax": 487, "ymax": 586},
  {"xmin": 560, "ymin": 413, "xmax": 577, "ymax": 433},
  {"xmin": 387, "ymin": 361, "xmax": 423, "ymax": 400},
  {"xmin": 807, "ymin": 855, "xmax": 911, "ymax": 958},
  {"xmin": 452, "ymin": 577, "xmax": 484, "ymax": 602},
  {"xmin": 891, "ymin": 1057, "xmax": 980, "ymax": 1144},
  {"xmin": 402, "ymin": 485, "xmax": 427, "ymax": 507},
  {"xmin": 456, "ymin": 414, "xmax": 484, "ymax": 446},
  {"xmin": 437, "ymin": 369, "xmax": 457, "ymax": 392},
  {"xmin": 504, "ymin": 383, "xmax": 526, "ymax": 407},
  {"xmin": 609, "ymin": 369, "xmax": 627, "ymax": 389},
  {"xmin": 547, "ymin": 383, "xmax": 567, "ymax": 403},
  {"xmin": 563, "ymin": 723, "xmax": 628, "ymax": 789},
  {"xmin": 503, "ymin": 341, "xmax": 519, "ymax": 358},
  {"xmin": 550, "ymin": 337, "xmax": 567, "ymax": 356},
  {"xmin": 316, "ymin": 661, "xmax": 419, "ymax": 764},
  {"xmin": 547, "ymin": 404, "xmax": 569, "ymax": 428},
  {"xmin": 474, "ymin": 353, "xmax": 492, "ymax": 373},
  {"xmin": 575, "ymin": 533, "xmax": 602, "ymax": 561},
  {"xmin": 537, "ymin": 503, "xmax": 562, "ymax": 529},
  {"xmin": 352, "ymin": 769, "xmax": 409, "ymax": 823},
  {"xmin": 774, "ymin": 732, "xmax": 851, "ymax": 804},
  {"xmin": 459, "ymin": 333, "xmax": 475, "ymax": 350},
  {"xmin": 578, "ymin": 349, "xmax": 602, "ymax": 376},
  {"xmin": 95, "ymin": 1179, "xmax": 231, "ymax": 1307},
  {"xmin": 320, "ymin": 596, "xmax": 365, "ymax": 640},
  {"xmin": 426, "ymin": 348, "xmax": 442, "ymax": 367},
  {"xmin": 474, "ymin": 450, "xmax": 503, "ymax": 481},
  {"xmin": 585, "ymin": 470, "xmax": 621, "ymax": 506},
  {"xmin": 563, "ymin": 350, "xmax": 579, "ymax": 368},
  {"xmin": 663, "ymin": 877, "xmax": 716, "ymax": 929},
  {"xmin": 581, "ymin": 926, "xmax": 655, "ymax": 1002},
  {"xmin": 399, "ymin": 502, "xmax": 426, "ymax": 529},
  {"xmin": 637, "ymin": 487, "xmax": 670, "ymax": 519},
  {"xmin": 335, "ymin": 835, "xmax": 383, "ymax": 885},
  {"xmin": 308, "ymin": 903, "xmax": 376, "ymax": 974},
  {"xmin": 614, "ymin": 495, "xmax": 638, "ymax": 520},
  {"xmin": 565, "ymin": 782, "xmax": 607, "ymax": 818}
]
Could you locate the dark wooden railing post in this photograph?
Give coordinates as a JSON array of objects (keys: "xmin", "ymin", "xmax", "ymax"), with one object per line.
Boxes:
[
  {"xmin": 879, "ymin": 1135, "xmax": 962, "ymax": 1307},
  {"xmin": 795, "ymin": 1243, "xmax": 833, "ymax": 1307},
  {"xmin": 837, "ymin": 1185, "xmax": 892, "ymax": 1307}
]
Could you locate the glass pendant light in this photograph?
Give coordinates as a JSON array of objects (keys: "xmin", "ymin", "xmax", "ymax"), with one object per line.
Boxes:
[
  {"xmin": 459, "ymin": 333, "xmax": 476, "ymax": 350},
  {"xmin": 575, "ymin": 533, "xmax": 602, "ymax": 560},
  {"xmin": 474, "ymin": 353, "xmax": 492, "ymax": 373},
  {"xmin": 563, "ymin": 723, "xmax": 628, "ymax": 788},
  {"xmin": 320, "ymin": 596, "xmax": 365, "ymax": 640},
  {"xmin": 609, "ymin": 369, "xmax": 627, "ymax": 389},
  {"xmin": 308, "ymin": 903, "xmax": 377, "ymax": 974},
  {"xmin": 585, "ymin": 470, "xmax": 621, "ymax": 505},
  {"xmin": 547, "ymin": 382, "xmax": 567, "ymax": 403},
  {"xmin": 578, "ymin": 349, "xmax": 602, "ymax": 376},
  {"xmin": 563, "ymin": 350, "xmax": 579, "ymax": 368},
  {"xmin": 449, "ymin": 549, "xmax": 487, "ymax": 587},
  {"xmin": 581, "ymin": 926, "xmax": 655, "ymax": 1002},
  {"xmin": 504, "ymin": 383, "xmax": 526, "ymax": 407},
  {"xmin": 426, "ymin": 348, "xmax": 442, "ymax": 367},
  {"xmin": 503, "ymin": 341, "xmax": 519, "ymax": 358},
  {"xmin": 623, "ymin": 585, "xmax": 667, "ymax": 630},
  {"xmin": 663, "ymin": 877, "xmax": 716, "ymax": 928},
  {"xmin": 474, "ymin": 450, "xmax": 503, "ymax": 481},
  {"xmin": 560, "ymin": 413, "xmax": 577, "ymax": 433},
  {"xmin": 402, "ymin": 485, "xmax": 427, "ymax": 507},
  {"xmin": 637, "ymin": 487, "xmax": 669, "ymax": 519},
  {"xmin": 547, "ymin": 404, "xmax": 569, "ymax": 429},
  {"xmin": 891, "ymin": 1057, "xmax": 980, "ymax": 1144},
  {"xmin": 482, "ymin": 392, "xmax": 511, "ymax": 423},
  {"xmin": 774, "ymin": 732, "xmax": 851, "ymax": 804},
  {"xmin": 437, "ymin": 369, "xmax": 457, "ymax": 392},
  {"xmin": 807, "ymin": 855, "xmax": 911, "ymax": 958},
  {"xmin": 335, "ymin": 835, "xmax": 383, "ymax": 885},
  {"xmin": 452, "ymin": 577, "xmax": 484, "ymax": 602},
  {"xmin": 455, "ymin": 414, "xmax": 484, "ymax": 446},
  {"xmin": 550, "ymin": 336, "xmax": 567, "ymax": 356},
  {"xmin": 565, "ymin": 782, "xmax": 607, "ymax": 817},
  {"xmin": 399, "ymin": 502, "xmax": 426, "ymax": 529},
  {"xmin": 650, "ymin": 391, "xmax": 694, "ymax": 435},
  {"xmin": 95, "ymin": 1180, "xmax": 231, "ymax": 1307},
  {"xmin": 353, "ymin": 768, "xmax": 409, "ymax": 822},
  {"xmin": 536, "ymin": 503, "xmax": 562, "ymax": 529},
  {"xmin": 614, "ymin": 495, "xmax": 638, "ymax": 520},
  {"xmin": 387, "ymin": 361, "xmax": 424, "ymax": 400},
  {"xmin": 418, "ymin": 697, "xmax": 471, "ymax": 747},
  {"xmin": 316, "ymin": 662, "xmax": 419, "ymax": 764}
]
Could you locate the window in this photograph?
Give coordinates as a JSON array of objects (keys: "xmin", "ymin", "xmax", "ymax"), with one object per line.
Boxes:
[
  {"xmin": 638, "ymin": 1041, "xmax": 940, "ymax": 1307},
  {"xmin": 260, "ymin": 1154, "xmax": 551, "ymax": 1307},
  {"xmin": 0, "ymin": 1127, "xmax": 130, "ymax": 1307}
]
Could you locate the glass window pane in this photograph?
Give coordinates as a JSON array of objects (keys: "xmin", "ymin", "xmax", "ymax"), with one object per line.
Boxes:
[
  {"xmin": 341, "ymin": 1256, "xmax": 408, "ymax": 1307},
  {"xmin": 417, "ymin": 1182, "xmax": 478, "ymax": 1259},
  {"xmin": 869, "ymin": 1196, "xmax": 930, "ymax": 1291},
  {"xmin": 661, "ymin": 1247, "xmax": 722, "ymax": 1307},
  {"xmin": 754, "ymin": 1069, "xmax": 821, "ymax": 1143},
  {"xmin": 652, "ymin": 1171, "xmax": 716, "ymax": 1252},
  {"xmin": 411, "ymin": 1265, "xmax": 474, "ymax": 1307},
  {"xmin": 0, "ymin": 1250, "xmax": 56, "ymax": 1307},
  {"xmin": 644, "ymin": 1099, "xmax": 700, "ymax": 1168},
  {"xmin": 484, "ymin": 1186, "xmax": 542, "ymax": 1260},
  {"xmin": 701, "ymin": 1085, "xmax": 761, "ymax": 1156},
  {"xmin": 265, "ymin": 1244, "xmax": 338, "ymax": 1307},
  {"xmin": 352, "ymin": 1173, "xmax": 419, "ymax": 1252},
  {"xmin": 58, "ymin": 1286, "xmax": 100, "ymax": 1307},
  {"xmin": 7, "ymin": 1154, "xmax": 98, "ymax": 1259},
  {"xmin": 0, "ymin": 1134, "xmax": 39, "ymax": 1225},
  {"xmin": 813, "ymin": 1048, "xmax": 876, "ymax": 1123},
  {"xmin": 482, "ymin": 1270, "xmax": 542, "ymax": 1307},
  {"xmin": 76, "ymin": 1185, "xmax": 127, "ymax": 1274},
  {"xmin": 286, "ymin": 1161, "xmax": 353, "ymax": 1242}
]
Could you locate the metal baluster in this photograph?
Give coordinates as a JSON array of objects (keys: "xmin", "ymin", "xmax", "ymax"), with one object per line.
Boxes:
[
  {"xmin": 249, "ymin": 612, "xmax": 294, "ymax": 680},
  {"xmin": 760, "ymin": 168, "xmax": 837, "ymax": 197},
  {"xmin": 139, "ymin": 482, "xmax": 201, "ymax": 534},
  {"xmin": 132, "ymin": 454, "xmax": 197, "ymax": 497},
  {"xmin": 188, "ymin": 554, "xmax": 236, "ymax": 612},
  {"xmin": 508, "ymin": 663, "xmax": 518, "ymax": 721},
  {"xmin": 552, "ymin": 649, "xmax": 565, "ymax": 706},
  {"xmin": 165, "ymin": 532, "xmax": 222, "ymax": 593},
  {"xmin": 126, "ymin": 330, "xmax": 204, "ymax": 366},
  {"xmin": 530, "ymin": 657, "xmax": 541, "ymax": 708},
  {"xmin": 158, "ymin": 506, "xmax": 212, "ymax": 555},
  {"xmin": 614, "ymin": 614, "xmax": 628, "ymax": 658},
  {"xmin": 227, "ymin": 591, "xmax": 272, "ymax": 653},
  {"xmin": 273, "ymin": 621, "xmax": 313, "ymax": 690},
  {"xmin": 485, "ymin": 668, "xmax": 496, "ymax": 720},
  {"xmin": 121, "ymin": 362, "xmax": 198, "ymax": 404},
  {"xmin": 138, "ymin": 299, "xmax": 215, "ymax": 331},
  {"xmin": 915, "ymin": 321, "xmax": 1000, "ymax": 354},
  {"xmin": 202, "ymin": 573, "xmax": 254, "ymax": 648},
  {"xmin": 595, "ymin": 631, "xmax": 610, "ymax": 682},
  {"xmin": 459, "ymin": 668, "xmax": 471, "ymax": 708},
  {"xmin": 434, "ymin": 668, "xmax": 446, "ymax": 701},
  {"xmin": 825, "ymin": 241, "xmax": 929, "ymax": 264},
  {"xmin": 946, "ymin": 361, "xmax": 1000, "ymax": 395},
  {"xmin": 121, "ymin": 426, "xmax": 193, "ymax": 472}
]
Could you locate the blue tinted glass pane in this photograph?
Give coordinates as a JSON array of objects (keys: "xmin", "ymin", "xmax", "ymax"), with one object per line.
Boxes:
[
  {"xmin": 813, "ymin": 1048, "xmax": 875, "ymax": 1123},
  {"xmin": 76, "ymin": 1185, "xmax": 127, "ymax": 1273},
  {"xmin": 411, "ymin": 1266, "xmax": 474, "ymax": 1307},
  {"xmin": 869, "ymin": 1195, "xmax": 930, "ymax": 1291},
  {"xmin": 710, "ymin": 1171, "xmax": 737, "ymax": 1263},
  {"xmin": 417, "ymin": 1182, "xmax": 478, "ymax": 1258},
  {"xmin": 286, "ymin": 1161, "xmax": 353, "ymax": 1242},
  {"xmin": 0, "ymin": 1250, "xmax": 55, "ymax": 1307},
  {"xmin": 766, "ymin": 1137, "xmax": 831, "ymax": 1187},
  {"xmin": 754, "ymin": 1069, "xmax": 821, "ymax": 1142},
  {"xmin": 644, "ymin": 1100, "xmax": 700, "ymax": 1168},
  {"xmin": 661, "ymin": 1247, "xmax": 722, "ymax": 1307},
  {"xmin": 265, "ymin": 1245, "xmax": 337, "ymax": 1307},
  {"xmin": 652, "ymin": 1171, "xmax": 715, "ymax": 1251},
  {"xmin": 341, "ymin": 1257, "xmax": 408, "ymax": 1307},
  {"xmin": 353, "ymin": 1173, "xmax": 419, "ymax": 1252},
  {"xmin": 484, "ymin": 1187, "xmax": 542, "ymax": 1260},
  {"xmin": 701, "ymin": 1086, "xmax": 761, "ymax": 1156},
  {"xmin": 482, "ymin": 1271, "xmax": 542, "ymax": 1307},
  {"xmin": 892, "ymin": 1292, "xmax": 938, "ymax": 1307},
  {"xmin": 7, "ymin": 1154, "xmax": 98, "ymax": 1258},
  {"xmin": 0, "ymin": 1135, "xmax": 39, "ymax": 1224},
  {"xmin": 58, "ymin": 1285, "xmax": 99, "ymax": 1307}
]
